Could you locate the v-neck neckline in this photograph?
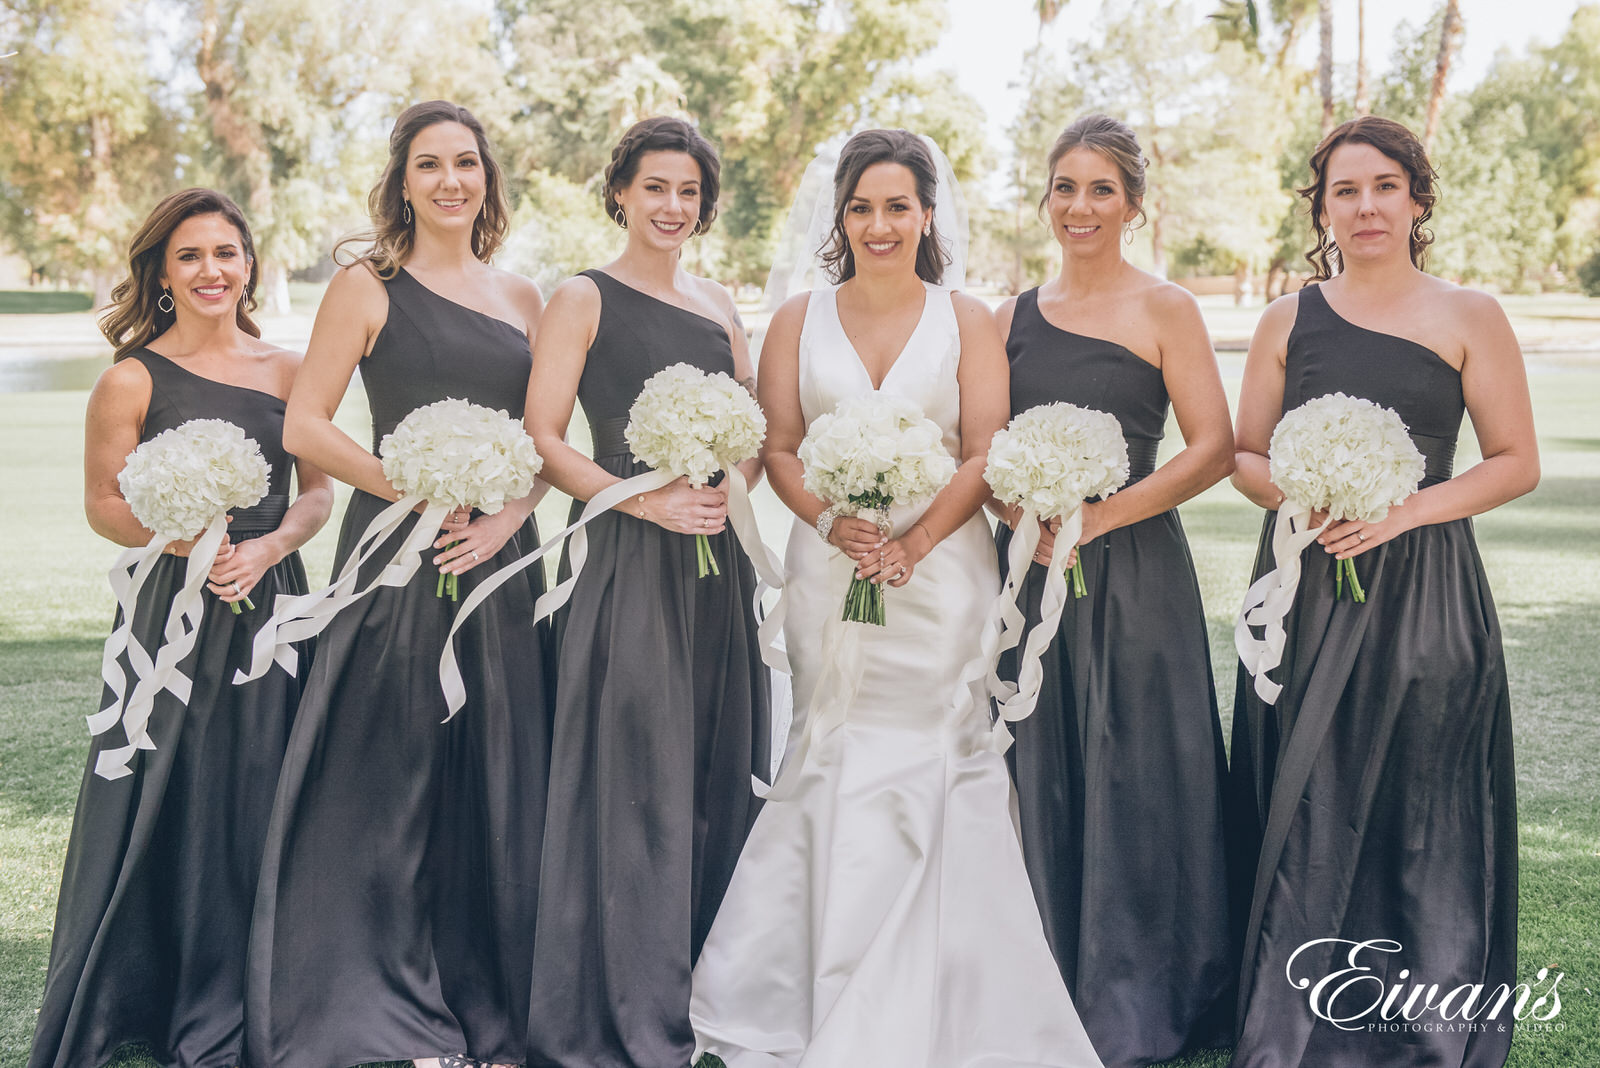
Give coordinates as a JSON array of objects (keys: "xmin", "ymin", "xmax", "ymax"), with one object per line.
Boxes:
[{"xmin": 832, "ymin": 283, "xmax": 931, "ymax": 392}]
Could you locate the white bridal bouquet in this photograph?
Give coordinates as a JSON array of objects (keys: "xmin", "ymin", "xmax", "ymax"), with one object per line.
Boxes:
[
  {"xmin": 92, "ymin": 419, "xmax": 271, "ymax": 779},
  {"xmin": 799, "ymin": 395, "xmax": 956, "ymax": 625},
  {"xmin": 379, "ymin": 397, "xmax": 544, "ymax": 599},
  {"xmin": 626, "ymin": 362, "xmax": 768, "ymax": 578},
  {"xmin": 1236, "ymin": 392, "xmax": 1425, "ymax": 703},
  {"xmin": 1266, "ymin": 392, "xmax": 1425, "ymax": 601},
  {"xmin": 120, "ymin": 418, "xmax": 272, "ymax": 610},
  {"xmin": 984, "ymin": 402, "xmax": 1130, "ymax": 598}
]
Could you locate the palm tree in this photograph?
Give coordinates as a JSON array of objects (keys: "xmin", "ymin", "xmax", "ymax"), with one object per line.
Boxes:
[{"xmin": 1423, "ymin": 0, "xmax": 1464, "ymax": 153}]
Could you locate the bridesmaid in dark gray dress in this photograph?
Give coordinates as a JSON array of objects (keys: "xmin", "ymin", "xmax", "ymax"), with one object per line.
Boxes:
[
  {"xmin": 1227, "ymin": 116, "xmax": 1535, "ymax": 1068},
  {"xmin": 993, "ymin": 115, "xmax": 1237, "ymax": 1067},
  {"xmin": 32, "ymin": 189, "xmax": 332, "ymax": 1068},
  {"xmin": 244, "ymin": 102, "xmax": 550, "ymax": 1068},
  {"xmin": 525, "ymin": 117, "xmax": 768, "ymax": 1068}
]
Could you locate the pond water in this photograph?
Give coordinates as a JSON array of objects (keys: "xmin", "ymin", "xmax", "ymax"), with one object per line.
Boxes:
[{"xmin": 0, "ymin": 352, "xmax": 110, "ymax": 393}]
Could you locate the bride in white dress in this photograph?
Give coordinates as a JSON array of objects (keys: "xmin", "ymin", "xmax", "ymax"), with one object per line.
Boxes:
[{"xmin": 690, "ymin": 130, "xmax": 1105, "ymax": 1068}]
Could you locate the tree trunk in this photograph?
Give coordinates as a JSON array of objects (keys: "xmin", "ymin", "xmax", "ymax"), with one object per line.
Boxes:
[
  {"xmin": 261, "ymin": 260, "xmax": 291, "ymax": 316},
  {"xmin": 1423, "ymin": 0, "xmax": 1464, "ymax": 154},
  {"xmin": 1355, "ymin": 0, "xmax": 1369, "ymax": 116},
  {"xmin": 1318, "ymin": 0, "xmax": 1335, "ymax": 135},
  {"xmin": 1149, "ymin": 208, "xmax": 1166, "ymax": 279}
]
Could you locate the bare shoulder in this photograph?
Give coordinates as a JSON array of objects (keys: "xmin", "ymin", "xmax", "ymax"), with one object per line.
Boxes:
[
  {"xmin": 93, "ymin": 355, "xmax": 154, "ymax": 397},
  {"xmin": 545, "ymin": 271, "xmax": 602, "ymax": 316},
  {"xmin": 768, "ymin": 291, "xmax": 813, "ymax": 336},
  {"xmin": 87, "ymin": 357, "xmax": 154, "ymax": 423},
  {"xmin": 995, "ymin": 294, "xmax": 1020, "ymax": 341},
  {"xmin": 1437, "ymin": 278, "xmax": 1509, "ymax": 326},
  {"xmin": 1257, "ymin": 289, "xmax": 1303, "ymax": 333},
  {"xmin": 950, "ymin": 289, "xmax": 997, "ymax": 324}
]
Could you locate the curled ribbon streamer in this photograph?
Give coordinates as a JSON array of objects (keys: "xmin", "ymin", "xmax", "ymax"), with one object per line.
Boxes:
[
  {"xmin": 994, "ymin": 507, "xmax": 1080, "ymax": 724},
  {"xmin": 753, "ymin": 555, "xmax": 863, "ymax": 802},
  {"xmin": 94, "ymin": 515, "xmax": 229, "ymax": 780},
  {"xmin": 89, "ymin": 534, "xmax": 170, "ymax": 738},
  {"xmin": 438, "ymin": 468, "xmax": 675, "ymax": 718},
  {"xmin": 1234, "ymin": 505, "xmax": 1333, "ymax": 704},
  {"xmin": 233, "ymin": 496, "xmax": 448, "ymax": 685}
]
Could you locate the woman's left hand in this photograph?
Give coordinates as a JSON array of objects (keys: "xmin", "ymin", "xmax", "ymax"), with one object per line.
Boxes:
[
  {"xmin": 1319, "ymin": 501, "xmax": 1414, "ymax": 559},
  {"xmin": 206, "ymin": 537, "xmax": 281, "ymax": 605},
  {"xmin": 433, "ymin": 507, "xmax": 520, "ymax": 575},
  {"xmin": 855, "ymin": 530, "xmax": 929, "ymax": 589}
]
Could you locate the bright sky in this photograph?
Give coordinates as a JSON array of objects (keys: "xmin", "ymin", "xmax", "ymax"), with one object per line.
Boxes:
[{"xmin": 926, "ymin": 0, "xmax": 1587, "ymax": 164}]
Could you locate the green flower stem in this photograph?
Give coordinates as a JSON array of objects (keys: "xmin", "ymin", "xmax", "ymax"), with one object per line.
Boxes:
[
  {"xmin": 696, "ymin": 532, "xmax": 721, "ymax": 579},
  {"xmin": 841, "ymin": 574, "xmax": 886, "ymax": 626},
  {"xmin": 228, "ymin": 594, "xmax": 255, "ymax": 616},
  {"xmin": 1337, "ymin": 556, "xmax": 1367, "ymax": 603},
  {"xmin": 1069, "ymin": 559, "xmax": 1087, "ymax": 599},
  {"xmin": 437, "ymin": 540, "xmax": 460, "ymax": 600}
]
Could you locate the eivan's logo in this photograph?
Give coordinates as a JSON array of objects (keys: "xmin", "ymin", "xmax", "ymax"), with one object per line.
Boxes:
[{"xmin": 1287, "ymin": 939, "xmax": 1563, "ymax": 1032}]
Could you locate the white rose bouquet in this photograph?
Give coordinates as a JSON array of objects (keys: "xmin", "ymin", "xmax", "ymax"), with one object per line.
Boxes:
[
  {"xmin": 119, "ymin": 418, "xmax": 272, "ymax": 612},
  {"xmin": 626, "ymin": 362, "xmax": 767, "ymax": 578},
  {"xmin": 92, "ymin": 419, "xmax": 271, "ymax": 779},
  {"xmin": 798, "ymin": 395, "xmax": 956, "ymax": 625},
  {"xmin": 984, "ymin": 402, "xmax": 1130, "ymax": 598},
  {"xmin": 1236, "ymin": 392, "xmax": 1425, "ymax": 703},
  {"xmin": 1267, "ymin": 392, "xmax": 1425, "ymax": 601},
  {"xmin": 380, "ymin": 398, "xmax": 544, "ymax": 600}
]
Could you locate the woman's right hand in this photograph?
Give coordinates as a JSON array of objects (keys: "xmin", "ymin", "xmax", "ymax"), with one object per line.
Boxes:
[
  {"xmin": 165, "ymin": 522, "xmax": 231, "ymax": 558},
  {"xmin": 827, "ymin": 514, "xmax": 885, "ymax": 560},
  {"xmin": 634, "ymin": 476, "xmax": 728, "ymax": 535}
]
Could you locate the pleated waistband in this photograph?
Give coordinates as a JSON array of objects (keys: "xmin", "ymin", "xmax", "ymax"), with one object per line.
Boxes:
[
  {"xmin": 590, "ymin": 417, "xmax": 633, "ymax": 460},
  {"xmin": 228, "ymin": 493, "xmax": 290, "ymax": 536},
  {"xmin": 1412, "ymin": 431, "xmax": 1456, "ymax": 485}
]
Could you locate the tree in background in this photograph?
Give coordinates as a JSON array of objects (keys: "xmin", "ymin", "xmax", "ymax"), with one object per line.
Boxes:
[{"xmin": 0, "ymin": 0, "xmax": 176, "ymax": 305}]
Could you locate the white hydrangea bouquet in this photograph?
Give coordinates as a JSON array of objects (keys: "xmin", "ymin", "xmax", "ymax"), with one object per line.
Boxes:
[
  {"xmin": 91, "ymin": 419, "xmax": 271, "ymax": 779},
  {"xmin": 985, "ymin": 402, "xmax": 1130, "ymax": 598},
  {"xmin": 380, "ymin": 398, "xmax": 545, "ymax": 599},
  {"xmin": 626, "ymin": 362, "xmax": 767, "ymax": 578},
  {"xmin": 798, "ymin": 395, "xmax": 956, "ymax": 625},
  {"xmin": 1236, "ymin": 392, "xmax": 1425, "ymax": 703},
  {"xmin": 980, "ymin": 403, "xmax": 1129, "ymax": 726}
]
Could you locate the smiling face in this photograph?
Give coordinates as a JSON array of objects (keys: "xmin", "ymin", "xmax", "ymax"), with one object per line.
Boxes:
[
  {"xmin": 1319, "ymin": 141, "xmax": 1423, "ymax": 268},
  {"xmin": 611, "ymin": 150, "xmax": 705, "ymax": 251},
  {"xmin": 842, "ymin": 161, "xmax": 930, "ymax": 278},
  {"xmin": 159, "ymin": 213, "xmax": 251, "ymax": 322},
  {"xmin": 402, "ymin": 121, "xmax": 485, "ymax": 232},
  {"xmin": 1046, "ymin": 146, "xmax": 1140, "ymax": 256}
]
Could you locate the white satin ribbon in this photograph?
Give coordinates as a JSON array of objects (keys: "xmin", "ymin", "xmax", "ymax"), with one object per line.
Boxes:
[
  {"xmin": 1235, "ymin": 505, "xmax": 1334, "ymax": 704},
  {"xmin": 92, "ymin": 515, "xmax": 229, "ymax": 780},
  {"xmin": 233, "ymin": 495, "xmax": 449, "ymax": 685},
  {"xmin": 993, "ymin": 506, "xmax": 1080, "ymax": 725}
]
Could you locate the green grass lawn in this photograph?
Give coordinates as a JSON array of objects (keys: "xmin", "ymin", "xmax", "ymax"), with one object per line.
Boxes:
[
  {"xmin": 0, "ymin": 291, "xmax": 93, "ymax": 315},
  {"xmin": 1, "ymin": 363, "xmax": 1596, "ymax": 1067}
]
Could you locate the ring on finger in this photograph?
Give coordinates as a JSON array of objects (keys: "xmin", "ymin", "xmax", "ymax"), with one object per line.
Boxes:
[
  {"xmin": 231, "ymin": 580, "xmax": 241, "ymax": 593},
  {"xmin": 471, "ymin": 550, "xmax": 480, "ymax": 561},
  {"xmin": 1357, "ymin": 531, "xmax": 1367, "ymax": 542}
]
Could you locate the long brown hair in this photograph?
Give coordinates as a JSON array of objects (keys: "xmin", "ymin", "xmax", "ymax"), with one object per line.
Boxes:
[
  {"xmin": 99, "ymin": 188, "xmax": 261, "ymax": 361},
  {"xmin": 1300, "ymin": 116, "xmax": 1438, "ymax": 280},
  {"xmin": 819, "ymin": 129, "xmax": 946, "ymax": 286},
  {"xmin": 333, "ymin": 100, "xmax": 510, "ymax": 276}
]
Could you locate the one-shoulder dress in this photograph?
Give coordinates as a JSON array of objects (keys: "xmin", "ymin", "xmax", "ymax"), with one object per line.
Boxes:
[
  {"xmin": 998, "ymin": 289, "xmax": 1235, "ymax": 1066},
  {"xmin": 31, "ymin": 349, "xmax": 310, "ymax": 1068},
  {"xmin": 244, "ymin": 268, "xmax": 552, "ymax": 1068},
  {"xmin": 1226, "ymin": 283, "xmax": 1518, "ymax": 1068},
  {"xmin": 525, "ymin": 269, "xmax": 769, "ymax": 1068}
]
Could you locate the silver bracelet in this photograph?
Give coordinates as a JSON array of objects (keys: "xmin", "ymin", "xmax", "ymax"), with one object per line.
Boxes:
[{"xmin": 815, "ymin": 504, "xmax": 840, "ymax": 544}]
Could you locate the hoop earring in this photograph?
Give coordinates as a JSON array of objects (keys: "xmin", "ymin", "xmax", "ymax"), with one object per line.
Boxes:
[
  {"xmin": 403, "ymin": 200, "xmax": 413, "ymax": 225},
  {"xmin": 613, "ymin": 207, "xmax": 628, "ymax": 230},
  {"xmin": 157, "ymin": 288, "xmax": 175, "ymax": 314}
]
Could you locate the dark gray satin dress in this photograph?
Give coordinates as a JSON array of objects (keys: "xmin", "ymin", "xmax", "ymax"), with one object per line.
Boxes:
[
  {"xmin": 244, "ymin": 268, "xmax": 552, "ymax": 1068},
  {"xmin": 997, "ymin": 289, "xmax": 1235, "ymax": 1067},
  {"xmin": 526, "ymin": 270, "xmax": 769, "ymax": 1068},
  {"xmin": 1226, "ymin": 284, "xmax": 1518, "ymax": 1068},
  {"xmin": 31, "ymin": 350, "xmax": 309, "ymax": 1068}
]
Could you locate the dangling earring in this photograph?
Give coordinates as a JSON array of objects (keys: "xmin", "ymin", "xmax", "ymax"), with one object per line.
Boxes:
[
  {"xmin": 157, "ymin": 287, "xmax": 175, "ymax": 314},
  {"xmin": 691, "ymin": 218, "xmax": 704, "ymax": 237},
  {"xmin": 1123, "ymin": 222, "xmax": 1136, "ymax": 246},
  {"xmin": 922, "ymin": 221, "xmax": 932, "ymax": 237},
  {"xmin": 613, "ymin": 206, "xmax": 628, "ymax": 230},
  {"xmin": 403, "ymin": 199, "xmax": 413, "ymax": 225}
]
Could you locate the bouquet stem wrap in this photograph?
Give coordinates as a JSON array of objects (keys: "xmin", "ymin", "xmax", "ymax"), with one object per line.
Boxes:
[
  {"xmin": 89, "ymin": 514, "xmax": 231, "ymax": 779},
  {"xmin": 982, "ymin": 504, "xmax": 1083, "ymax": 728},
  {"xmin": 1234, "ymin": 504, "xmax": 1334, "ymax": 704}
]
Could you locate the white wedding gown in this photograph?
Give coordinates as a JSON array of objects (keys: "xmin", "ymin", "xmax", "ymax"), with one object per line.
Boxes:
[{"xmin": 690, "ymin": 284, "xmax": 1105, "ymax": 1068}]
